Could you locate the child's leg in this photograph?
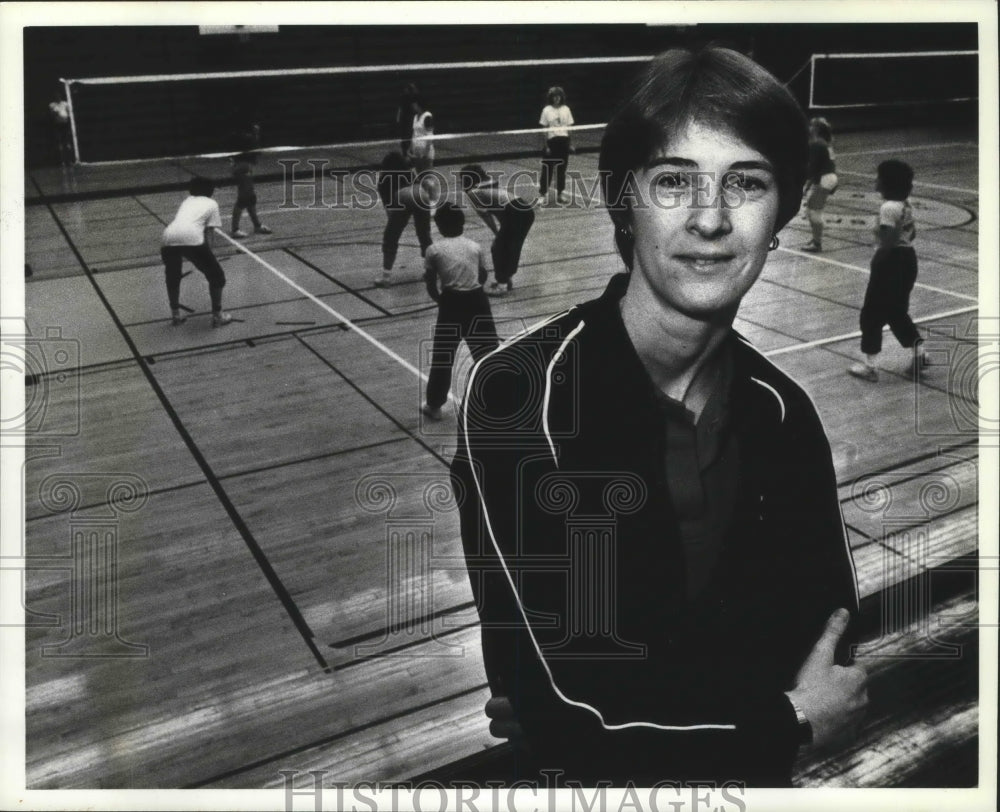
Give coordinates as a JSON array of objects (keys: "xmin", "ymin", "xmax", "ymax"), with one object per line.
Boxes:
[
  {"xmin": 490, "ymin": 234, "xmax": 508, "ymax": 285},
  {"xmin": 464, "ymin": 290, "xmax": 500, "ymax": 362},
  {"xmin": 849, "ymin": 293, "xmax": 886, "ymax": 381},
  {"xmin": 246, "ymin": 202, "xmax": 262, "ymax": 231},
  {"xmin": 504, "ymin": 207, "xmax": 534, "ymax": 278},
  {"xmin": 231, "ymin": 204, "xmax": 244, "ymax": 234},
  {"xmin": 552, "ymin": 139, "xmax": 570, "ymax": 194},
  {"xmin": 803, "ymin": 185, "xmax": 830, "ymax": 250},
  {"xmin": 185, "ymin": 244, "xmax": 227, "ymax": 313},
  {"xmin": 381, "ymin": 209, "xmax": 410, "ymax": 271},
  {"xmin": 412, "ymin": 207, "xmax": 432, "ymax": 257},
  {"xmin": 426, "ymin": 296, "xmax": 461, "ymax": 410},
  {"xmin": 539, "ymin": 149, "xmax": 553, "ymax": 195},
  {"xmin": 161, "ymin": 247, "xmax": 184, "ymax": 310}
]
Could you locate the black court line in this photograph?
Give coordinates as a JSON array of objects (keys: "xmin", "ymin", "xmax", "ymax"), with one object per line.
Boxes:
[
  {"xmin": 332, "ymin": 617, "xmax": 481, "ymax": 672},
  {"xmin": 30, "ymin": 175, "xmax": 331, "ymax": 673},
  {"xmin": 25, "ymin": 435, "xmax": 416, "ymax": 523},
  {"xmin": 294, "ymin": 333, "xmax": 452, "ymax": 468},
  {"xmin": 132, "ymin": 194, "xmax": 168, "ymax": 226},
  {"xmin": 184, "ymin": 681, "xmax": 489, "ymax": 788},
  {"xmin": 284, "ymin": 247, "xmax": 394, "ymax": 316},
  {"xmin": 835, "ymin": 439, "xmax": 978, "ymax": 493},
  {"xmin": 330, "ymin": 600, "xmax": 476, "ymax": 650}
]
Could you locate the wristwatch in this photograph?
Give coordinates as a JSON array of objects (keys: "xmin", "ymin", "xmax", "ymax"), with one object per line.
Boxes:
[{"xmin": 785, "ymin": 694, "xmax": 814, "ymax": 748}]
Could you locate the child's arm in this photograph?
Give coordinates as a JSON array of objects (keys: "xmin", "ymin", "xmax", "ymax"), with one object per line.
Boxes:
[
  {"xmin": 875, "ymin": 201, "xmax": 902, "ymax": 248},
  {"xmin": 477, "ymin": 245, "xmax": 489, "ymax": 286},
  {"xmin": 424, "ymin": 254, "xmax": 441, "ymax": 302},
  {"xmin": 468, "ymin": 190, "xmax": 500, "ymax": 236}
]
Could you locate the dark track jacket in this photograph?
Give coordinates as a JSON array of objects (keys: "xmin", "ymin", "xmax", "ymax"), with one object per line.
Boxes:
[{"xmin": 451, "ymin": 274, "xmax": 860, "ymax": 786}]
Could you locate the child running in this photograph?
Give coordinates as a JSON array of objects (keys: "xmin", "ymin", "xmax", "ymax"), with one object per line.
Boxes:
[
  {"xmin": 459, "ymin": 164, "xmax": 536, "ymax": 296},
  {"xmin": 421, "ymin": 201, "xmax": 499, "ymax": 420},
  {"xmin": 848, "ymin": 159, "xmax": 926, "ymax": 382}
]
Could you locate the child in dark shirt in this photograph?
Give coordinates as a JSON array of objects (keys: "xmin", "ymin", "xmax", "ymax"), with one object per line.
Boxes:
[
  {"xmin": 848, "ymin": 159, "xmax": 927, "ymax": 381},
  {"xmin": 230, "ymin": 151, "xmax": 272, "ymax": 238}
]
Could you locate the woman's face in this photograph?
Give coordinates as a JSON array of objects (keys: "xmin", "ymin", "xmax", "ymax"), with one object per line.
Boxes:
[
  {"xmin": 552, "ymin": 93, "xmax": 563, "ymax": 106},
  {"xmin": 628, "ymin": 120, "xmax": 779, "ymax": 320}
]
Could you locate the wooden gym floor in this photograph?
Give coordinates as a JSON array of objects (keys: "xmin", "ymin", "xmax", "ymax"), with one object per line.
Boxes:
[{"xmin": 18, "ymin": 123, "xmax": 983, "ymax": 788}]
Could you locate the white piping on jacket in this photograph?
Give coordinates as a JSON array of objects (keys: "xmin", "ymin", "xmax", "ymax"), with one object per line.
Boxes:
[
  {"xmin": 749, "ymin": 377, "xmax": 786, "ymax": 423},
  {"xmin": 542, "ymin": 321, "xmax": 586, "ymax": 467},
  {"xmin": 461, "ymin": 316, "xmax": 736, "ymax": 733}
]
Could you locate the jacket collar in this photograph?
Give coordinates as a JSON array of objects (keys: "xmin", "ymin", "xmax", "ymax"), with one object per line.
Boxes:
[{"xmin": 575, "ymin": 273, "xmax": 787, "ymax": 432}]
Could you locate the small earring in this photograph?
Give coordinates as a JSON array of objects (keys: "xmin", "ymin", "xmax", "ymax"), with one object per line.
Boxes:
[{"xmin": 768, "ymin": 234, "xmax": 779, "ymax": 251}]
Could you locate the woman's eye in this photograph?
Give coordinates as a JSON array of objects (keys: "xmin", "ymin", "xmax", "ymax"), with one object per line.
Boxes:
[
  {"xmin": 723, "ymin": 172, "xmax": 768, "ymax": 192},
  {"xmin": 655, "ymin": 172, "xmax": 691, "ymax": 190}
]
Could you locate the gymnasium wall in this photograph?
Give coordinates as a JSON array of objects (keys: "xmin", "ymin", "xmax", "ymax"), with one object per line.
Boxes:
[{"xmin": 23, "ymin": 23, "xmax": 978, "ymax": 166}]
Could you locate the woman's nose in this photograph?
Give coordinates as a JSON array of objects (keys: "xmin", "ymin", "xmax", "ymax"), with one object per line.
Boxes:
[{"xmin": 686, "ymin": 180, "xmax": 732, "ymax": 237}]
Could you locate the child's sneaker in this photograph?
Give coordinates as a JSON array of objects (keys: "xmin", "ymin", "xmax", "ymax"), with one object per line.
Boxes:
[
  {"xmin": 487, "ymin": 281, "xmax": 512, "ymax": 297},
  {"xmin": 211, "ymin": 311, "xmax": 233, "ymax": 328},
  {"xmin": 231, "ymin": 229, "xmax": 248, "ymax": 238},
  {"xmin": 421, "ymin": 403, "xmax": 444, "ymax": 421},
  {"xmin": 373, "ymin": 273, "xmax": 393, "ymax": 288},
  {"xmin": 254, "ymin": 225, "xmax": 273, "ymax": 234},
  {"xmin": 170, "ymin": 309, "xmax": 187, "ymax": 326},
  {"xmin": 557, "ymin": 191, "xmax": 571, "ymax": 205},
  {"xmin": 847, "ymin": 363, "xmax": 878, "ymax": 382},
  {"xmin": 800, "ymin": 241, "xmax": 822, "ymax": 253}
]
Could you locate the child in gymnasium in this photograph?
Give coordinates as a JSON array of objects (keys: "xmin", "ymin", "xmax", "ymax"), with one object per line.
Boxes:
[
  {"xmin": 800, "ymin": 117, "xmax": 837, "ymax": 252},
  {"xmin": 376, "ymin": 152, "xmax": 438, "ymax": 287},
  {"xmin": 848, "ymin": 159, "xmax": 927, "ymax": 382},
  {"xmin": 459, "ymin": 164, "xmax": 536, "ymax": 296},
  {"xmin": 421, "ymin": 201, "xmax": 499, "ymax": 420},
  {"xmin": 230, "ymin": 150, "xmax": 272, "ymax": 238},
  {"xmin": 161, "ymin": 176, "xmax": 233, "ymax": 328}
]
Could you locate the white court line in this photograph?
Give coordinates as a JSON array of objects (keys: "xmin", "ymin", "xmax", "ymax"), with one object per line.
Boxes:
[
  {"xmin": 216, "ymin": 230, "xmax": 451, "ymax": 401},
  {"xmin": 836, "ymin": 169, "xmax": 977, "ymax": 196},
  {"xmin": 835, "ymin": 142, "xmax": 976, "ymax": 158},
  {"xmin": 777, "ymin": 247, "xmax": 978, "ymax": 303},
  {"xmin": 764, "ymin": 305, "xmax": 979, "ymax": 357}
]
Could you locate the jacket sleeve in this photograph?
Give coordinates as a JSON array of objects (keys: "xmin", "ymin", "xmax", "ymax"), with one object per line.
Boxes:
[{"xmin": 451, "ymin": 355, "xmax": 808, "ymax": 785}]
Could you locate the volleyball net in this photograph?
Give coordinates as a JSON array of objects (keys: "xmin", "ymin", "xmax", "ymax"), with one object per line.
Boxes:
[
  {"xmin": 58, "ymin": 56, "xmax": 648, "ymax": 165},
  {"xmin": 807, "ymin": 49, "xmax": 978, "ymax": 109},
  {"xmin": 57, "ymin": 49, "xmax": 980, "ymax": 165}
]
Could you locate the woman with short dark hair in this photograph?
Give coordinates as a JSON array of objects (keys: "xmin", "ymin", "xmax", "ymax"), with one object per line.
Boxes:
[{"xmin": 453, "ymin": 45, "xmax": 867, "ymax": 786}]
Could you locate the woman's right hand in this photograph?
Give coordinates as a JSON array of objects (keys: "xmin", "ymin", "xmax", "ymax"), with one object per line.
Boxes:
[{"xmin": 785, "ymin": 608, "xmax": 869, "ymax": 749}]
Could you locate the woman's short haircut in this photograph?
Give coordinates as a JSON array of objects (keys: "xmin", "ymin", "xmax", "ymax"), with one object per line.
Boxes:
[
  {"xmin": 458, "ymin": 164, "xmax": 489, "ymax": 192},
  {"xmin": 599, "ymin": 45, "xmax": 809, "ymax": 270},
  {"xmin": 546, "ymin": 86, "xmax": 567, "ymax": 105},
  {"xmin": 434, "ymin": 200, "xmax": 465, "ymax": 237},
  {"xmin": 188, "ymin": 176, "xmax": 216, "ymax": 197},
  {"xmin": 877, "ymin": 159, "xmax": 914, "ymax": 201}
]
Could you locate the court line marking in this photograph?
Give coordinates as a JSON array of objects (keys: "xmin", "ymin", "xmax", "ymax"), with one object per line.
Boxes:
[
  {"xmin": 764, "ymin": 305, "xmax": 978, "ymax": 357},
  {"xmin": 216, "ymin": 230, "xmax": 450, "ymax": 400},
  {"xmin": 836, "ymin": 169, "xmax": 977, "ymax": 196},
  {"xmin": 836, "ymin": 142, "xmax": 977, "ymax": 158},
  {"xmin": 776, "ymin": 246, "xmax": 978, "ymax": 303}
]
